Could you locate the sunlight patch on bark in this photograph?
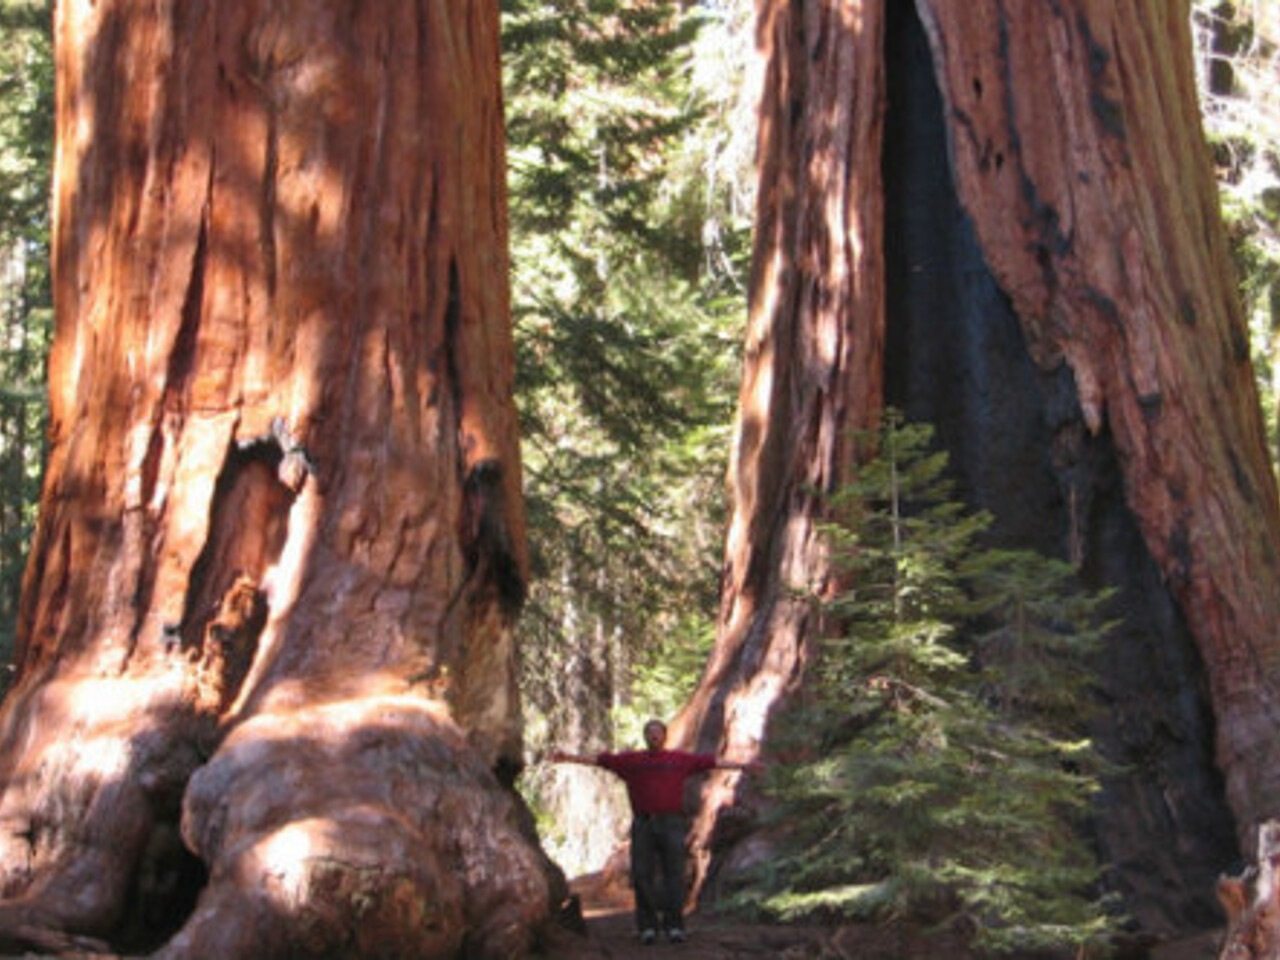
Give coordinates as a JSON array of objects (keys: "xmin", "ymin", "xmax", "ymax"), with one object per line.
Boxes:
[
  {"xmin": 224, "ymin": 480, "xmax": 321, "ymax": 721},
  {"xmin": 0, "ymin": 666, "xmax": 190, "ymax": 890},
  {"xmin": 255, "ymin": 819, "xmax": 317, "ymax": 905},
  {"xmin": 722, "ymin": 668, "xmax": 778, "ymax": 759}
]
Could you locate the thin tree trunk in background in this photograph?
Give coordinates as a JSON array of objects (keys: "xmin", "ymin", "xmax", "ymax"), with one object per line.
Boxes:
[
  {"xmin": 681, "ymin": 0, "xmax": 1280, "ymax": 930},
  {"xmin": 0, "ymin": 2, "xmax": 556, "ymax": 956}
]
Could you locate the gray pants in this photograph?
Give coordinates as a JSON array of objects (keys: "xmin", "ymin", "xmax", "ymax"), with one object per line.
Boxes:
[{"xmin": 629, "ymin": 813, "xmax": 689, "ymax": 933}]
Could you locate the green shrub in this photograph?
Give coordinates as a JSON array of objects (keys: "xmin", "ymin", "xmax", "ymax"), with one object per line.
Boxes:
[{"xmin": 742, "ymin": 411, "xmax": 1120, "ymax": 955}]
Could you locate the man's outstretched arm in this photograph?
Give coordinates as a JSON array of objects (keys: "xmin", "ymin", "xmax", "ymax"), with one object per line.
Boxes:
[
  {"xmin": 712, "ymin": 758, "xmax": 766, "ymax": 773},
  {"xmin": 547, "ymin": 750, "xmax": 598, "ymax": 766}
]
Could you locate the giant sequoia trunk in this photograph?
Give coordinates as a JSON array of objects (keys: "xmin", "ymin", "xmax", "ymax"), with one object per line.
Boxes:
[
  {"xmin": 0, "ymin": 3, "xmax": 556, "ymax": 957},
  {"xmin": 680, "ymin": 0, "xmax": 1280, "ymax": 939}
]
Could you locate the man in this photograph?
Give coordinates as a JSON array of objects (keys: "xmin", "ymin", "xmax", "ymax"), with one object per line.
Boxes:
[{"xmin": 549, "ymin": 719, "xmax": 760, "ymax": 945}]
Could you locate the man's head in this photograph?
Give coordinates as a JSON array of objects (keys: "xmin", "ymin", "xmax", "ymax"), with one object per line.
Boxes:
[{"xmin": 642, "ymin": 719, "xmax": 667, "ymax": 752}]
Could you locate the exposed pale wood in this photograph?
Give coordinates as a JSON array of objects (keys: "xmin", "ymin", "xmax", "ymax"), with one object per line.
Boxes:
[{"xmin": 1217, "ymin": 820, "xmax": 1280, "ymax": 958}]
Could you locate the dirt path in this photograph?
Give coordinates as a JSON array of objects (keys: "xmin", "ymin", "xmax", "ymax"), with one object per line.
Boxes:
[
  {"xmin": 538, "ymin": 875, "xmax": 826, "ymax": 959},
  {"xmin": 536, "ymin": 872, "xmax": 939, "ymax": 960},
  {"xmin": 543, "ymin": 902, "xmax": 827, "ymax": 958},
  {"xmin": 536, "ymin": 872, "xmax": 1228, "ymax": 960}
]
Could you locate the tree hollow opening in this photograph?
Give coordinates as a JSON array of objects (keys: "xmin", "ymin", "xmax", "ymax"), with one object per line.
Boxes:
[
  {"xmin": 180, "ymin": 437, "xmax": 295, "ymax": 714},
  {"xmin": 880, "ymin": 0, "xmax": 1236, "ymax": 935}
]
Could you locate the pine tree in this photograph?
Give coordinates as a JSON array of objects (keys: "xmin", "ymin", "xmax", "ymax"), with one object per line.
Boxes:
[
  {"xmin": 501, "ymin": 0, "xmax": 747, "ymax": 873},
  {"xmin": 502, "ymin": 0, "xmax": 740, "ymax": 735},
  {"xmin": 752, "ymin": 412, "xmax": 1118, "ymax": 954}
]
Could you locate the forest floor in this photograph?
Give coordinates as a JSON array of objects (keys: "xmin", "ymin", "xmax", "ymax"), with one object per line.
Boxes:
[
  {"xmin": 535, "ymin": 870, "xmax": 1229, "ymax": 960},
  {"xmin": 537, "ymin": 870, "xmax": 978, "ymax": 960}
]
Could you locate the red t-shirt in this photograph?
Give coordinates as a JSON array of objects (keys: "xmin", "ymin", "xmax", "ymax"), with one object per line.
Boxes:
[{"xmin": 596, "ymin": 749, "xmax": 718, "ymax": 816}]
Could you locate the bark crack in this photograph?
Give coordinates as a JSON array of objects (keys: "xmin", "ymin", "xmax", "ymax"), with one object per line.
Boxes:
[
  {"xmin": 261, "ymin": 97, "xmax": 278, "ymax": 302},
  {"xmin": 437, "ymin": 253, "xmax": 525, "ymax": 627},
  {"xmin": 128, "ymin": 197, "xmax": 213, "ymax": 667},
  {"xmin": 159, "ymin": 207, "xmax": 209, "ymax": 444}
]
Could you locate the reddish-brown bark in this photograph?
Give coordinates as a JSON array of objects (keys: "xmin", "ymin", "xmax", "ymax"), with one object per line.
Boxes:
[
  {"xmin": 915, "ymin": 0, "xmax": 1280, "ymax": 850},
  {"xmin": 675, "ymin": 0, "xmax": 888, "ymax": 894},
  {"xmin": 0, "ymin": 2, "xmax": 552, "ymax": 956},
  {"xmin": 682, "ymin": 0, "xmax": 1280, "ymax": 922}
]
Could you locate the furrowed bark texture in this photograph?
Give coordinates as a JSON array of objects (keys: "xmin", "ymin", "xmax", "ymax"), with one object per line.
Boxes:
[
  {"xmin": 675, "ymin": 0, "xmax": 887, "ymax": 896},
  {"xmin": 885, "ymin": 0, "xmax": 1238, "ymax": 931},
  {"xmin": 683, "ymin": 0, "xmax": 1280, "ymax": 936},
  {"xmin": 913, "ymin": 0, "xmax": 1280, "ymax": 849},
  {"xmin": 0, "ymin": 2, "xmax": 552, "ymax": 956}
]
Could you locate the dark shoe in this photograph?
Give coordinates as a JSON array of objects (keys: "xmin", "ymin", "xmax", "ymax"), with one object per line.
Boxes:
[
  {"xmin": 667, "ymin": 928, "xmax": 687, "ymax": 943},
  {"xmin": 640, "ymin": 929, "xmax": 657, "ymax": 945}
]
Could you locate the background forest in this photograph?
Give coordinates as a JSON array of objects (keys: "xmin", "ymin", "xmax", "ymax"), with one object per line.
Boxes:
[{"xmin": 0, "ymin": 0, "xmax": 1277, "ymax": 934}]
